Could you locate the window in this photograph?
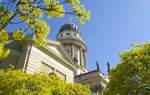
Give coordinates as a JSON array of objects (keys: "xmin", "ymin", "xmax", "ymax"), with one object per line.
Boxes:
[
  {"xmin": 67, "ymin": 49, "xmax": 71, "ymax": 56},
  {"xmin": 66, "ymin": 33, "xmax": 70, "ymax": 35},
  {"xmin": 41, "ymin": 62, "xmax": 54, "ymax": 73},
  {"xmin": 55, "ymin": 70, "xmax": 66, "ymax": 80}
]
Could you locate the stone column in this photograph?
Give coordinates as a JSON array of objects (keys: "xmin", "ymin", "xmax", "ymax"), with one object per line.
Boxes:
[
  {"xmin": 80, "ymin": 47, "xmax": 83, "ymax": 67},
  {"xmin": 71, "ymin": 44, "xmax": 74, "ymax": 59},
  {"xmin": 84, "ymin": 52, "xmax": 87, "ymax": 68}
]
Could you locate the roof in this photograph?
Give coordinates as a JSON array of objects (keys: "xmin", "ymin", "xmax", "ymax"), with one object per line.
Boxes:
[
  {"xmin": 59, "ymin": 23, "xmax": 79, "ymax": 32},
  {"xmin": 74, "ymin": 69, "xmax": 109, "ymax": 84}
]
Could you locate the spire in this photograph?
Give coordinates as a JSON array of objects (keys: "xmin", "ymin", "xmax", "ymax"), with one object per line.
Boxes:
[
  {"xmin": 96, "ymin": 61, "xmax": 100, "ymax": 71},
  {"xmin": 69, "ymin": 17, "xmax": 72, "ymax": 23},
  {"xmin": 107, "ymin": 62, "xmax": 110, "ymax": 74}
]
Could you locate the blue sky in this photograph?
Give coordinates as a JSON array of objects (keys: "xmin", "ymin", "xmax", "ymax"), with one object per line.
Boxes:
[
  {"xmin": 6, "ymin": 0, "xmax": 150, "ymax": 74},
  {"xmin": 47, "ymin": 0, "xmax": 150, "ymax": 74}
]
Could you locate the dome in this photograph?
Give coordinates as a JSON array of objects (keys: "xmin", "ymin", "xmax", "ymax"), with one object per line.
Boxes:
[
  {"xmin": 56, "ymin": 22, "xmax": 87, "ymax": 50},
  {"xmin": 59, "ymin": 23, "xmax": 79, "ymax": 32}
]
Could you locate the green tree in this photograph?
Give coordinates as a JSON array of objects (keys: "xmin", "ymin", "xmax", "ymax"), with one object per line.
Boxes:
[
  {"xmin": 0, "ymin": 70, "xmax": 91, "ymax": 95},
  {"xmin": 104, "ymin": 42, "xmax": 150, "ymax": 95},
  {"xmin": 0, "ymin": 0, "xmax": 91, "ymax": 59}
]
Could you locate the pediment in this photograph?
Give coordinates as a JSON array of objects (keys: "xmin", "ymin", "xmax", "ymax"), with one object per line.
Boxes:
[
  {"xmin": 46, "ymin": 45, "xmax": 63, "ymax": 58},
  {"xmin": 43, "ymin": 40, "xmax": 73, "ymax": 64}
]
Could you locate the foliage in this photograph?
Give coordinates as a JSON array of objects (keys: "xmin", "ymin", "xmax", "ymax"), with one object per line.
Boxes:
[
  {"xmin": 104, "ymin": 42, "xmax": 150, "ymax": 95},
  {"xmin": 0, "ymin": 0, "xmax": 91, "ymax": 59},
  {"xmin": 13, "ymin": 30, "xmax": 25, "ymax": 41},
  {"xmin": 0, "ymin": 70, "xmax": 91, "ymax": 95},
  {"xmin": 0, "ymin": 29, "xmax": 10, "ymax": 60}
]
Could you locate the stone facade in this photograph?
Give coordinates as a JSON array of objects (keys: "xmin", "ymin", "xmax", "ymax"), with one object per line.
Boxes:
[
  {"xmin": 75, "ymin": 69, "xmax": 109, "ymax": 95},
  {"xmin": 2, "ymin": 22, "xmax": 108, "ymax": 94}
]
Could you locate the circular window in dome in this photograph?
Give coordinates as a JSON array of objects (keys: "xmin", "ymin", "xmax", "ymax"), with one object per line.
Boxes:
[
  {"xmin": 66, "ymin": 33, "xmax": 70, "ymax": 35},
  {"xmin": 61, "ymin": 34, "xmax": 63, "ymax": 37}
]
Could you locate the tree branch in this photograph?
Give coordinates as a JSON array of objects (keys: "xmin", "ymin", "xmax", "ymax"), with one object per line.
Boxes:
[{"xmin": 0, "ymin": 13, "xmax": 18, "ymax": 30}]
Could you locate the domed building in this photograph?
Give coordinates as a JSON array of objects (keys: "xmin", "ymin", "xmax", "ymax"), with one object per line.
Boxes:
[
  {"xmin": 56, "ymin": 22, "xmax": 87, "ymax": 75},
  {"xmin": 2, "ymin": 22, "xmax": 108, "ymax": 95}
]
